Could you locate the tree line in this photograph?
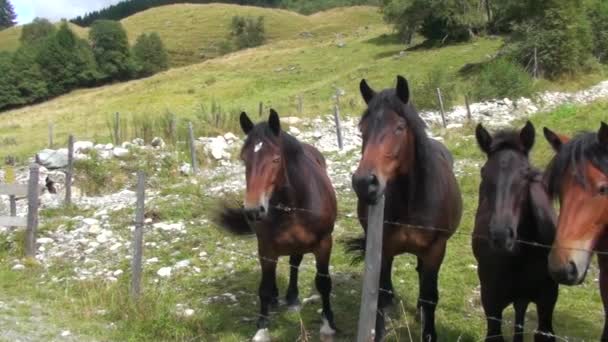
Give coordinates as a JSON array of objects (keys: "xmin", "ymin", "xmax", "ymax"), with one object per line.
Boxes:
[
  {"xmin": 382, "ymin": 0, "xmax": 608, "ymax": 78},
  {"xmin": 0, "ymin": 19, "xmax": 169, "ymax": 110},
  {"xmin": 70, "ymin": 0, "xmax": 379, "ymax": 26}
]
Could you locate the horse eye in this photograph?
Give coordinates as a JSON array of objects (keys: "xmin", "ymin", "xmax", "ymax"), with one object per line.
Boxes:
[
  {"xmin": 598, "ymin": 184, "xmax": 608, "ymax": 196},
  {"xmin": 395, "ymin": 124, "xmax": 406, "ymax": 134}
]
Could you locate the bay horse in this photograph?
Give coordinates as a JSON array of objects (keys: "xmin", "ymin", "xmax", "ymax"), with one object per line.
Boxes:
[
  {"xmin": 215, "ymin": 110, "xmax": 338, "ymax": 342},
  {"xmin": 474, "ymin": 121, "xmax": 558, "ymax": 342},
  {"xmin": 349, "ymin": 75, "xmax": 462, "ymax": 341},
  {"xmin": 544, "ymin": 123, "xmax": 608, "ymax": 341}
]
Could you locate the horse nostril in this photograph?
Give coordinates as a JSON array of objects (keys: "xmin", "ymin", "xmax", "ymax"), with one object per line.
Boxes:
[
  {"xmin": 368, "ymin": 174, "xmax": 379, "ymax": 186},
  {"xmin": 567, "ymin": 261, "xmax": 578, "ymax": 280},
  {"xmin": 259, "ymin": 206, "xmax": 266, "ymax": 213}
]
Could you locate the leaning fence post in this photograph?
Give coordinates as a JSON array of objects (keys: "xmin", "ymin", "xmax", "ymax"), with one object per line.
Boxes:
[
  {"xmin": 131, "ymin": 171, "xmax": 145, "ymax": 300},
  {"xmin": 465, "ymin": 95, "xmax": 472, "ymax": 122},
  {"xmin": 65, "ymin": 135, "xmax": 74, "ymax": 206},
  {"xmin": 356, "ymin": 195, "xmax": 385, "ymax": 342},
  {"xmin": 436, "ymin": 88, "xmax": 447, "ymax": 128},
  {"xmin": 48, "ymin": 123, "xmax": 54, "ymax": 148},
  {"xmin": 333, "ymin": 104, "xmax": 344, "ymax": 150},
  {"xmin": 25, "ymin": 164, "xmax": 40, "ymax": 258},
  {"xmin": 187, "ymin": 122, "xmax": 199, "ymax": 175}
]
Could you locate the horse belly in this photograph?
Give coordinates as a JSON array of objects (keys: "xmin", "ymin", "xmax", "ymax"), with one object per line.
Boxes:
[
  {"xmin": 385, "ymin": 226, "xmax": 438, "ymax": 256},
  {"xmin": 271, "ymin": 224, "xmax": 321, "ymax": 255}
]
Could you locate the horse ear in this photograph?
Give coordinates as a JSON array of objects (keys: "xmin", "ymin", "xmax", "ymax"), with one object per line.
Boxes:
[
  {"xmin": 475, "ymin": 123, "xmax": 492, "ymax": 154},
  {"xmin": 598, "ymin": 122, "xmax": 608, "ymax": 146},
  {"xmin": 520, "ymin": 120, "xmax": 535, "ymax": 153},
  {"xmin": 240, "ymin": 112, "xmax": 254, "ymax": 135},
  {"xmin": 543, "ymin": 127, "xmax": 567, "ymax": 152},
  {"xmin": 360, "ymin": 79, "xmax": 376, "ymax": 105},
  {"xmin": 395, "ymin": 75, "xmax": 410, "ymax": 104},
  {"xmin": 268, "ymin": 109, "xmax": 281, "ymax": 136}
]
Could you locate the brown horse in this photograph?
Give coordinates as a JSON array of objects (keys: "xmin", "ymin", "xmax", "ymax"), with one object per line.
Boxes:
[
  {"xmin": 474, "ymin": 122, "xmax": 558, "ymax": 342},
  {"xmin": 349, "ymin": 76, "xmax": 462, "ymax": 341},
  {"xmin": 544, "ymin": 123, "xmax": 608, "ymax": 341},
  {"xmin": 216, "ymin": 110, "xmax": 338, "ymax": 342}
]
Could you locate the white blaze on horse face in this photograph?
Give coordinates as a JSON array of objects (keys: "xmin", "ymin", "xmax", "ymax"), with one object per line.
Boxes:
[{"xmin": 254, "ymin": 141, "xmax": 263, "ymax": 153}]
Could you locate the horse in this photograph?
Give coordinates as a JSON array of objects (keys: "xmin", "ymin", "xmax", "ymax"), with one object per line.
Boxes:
[
  {"xmin": 348, "ymin": 75, "xmax": 462, "ymax": 341},
  {"xmin": 544, "ymin": 122, "xmax": 608, "ymax": 341},
  {"xmin": 474, "ymin": 121, "xmax": 558, "ymax": 342},
  {"xmin": 215, "ymin": 109, "xmax": 338, "ymax": 342}
]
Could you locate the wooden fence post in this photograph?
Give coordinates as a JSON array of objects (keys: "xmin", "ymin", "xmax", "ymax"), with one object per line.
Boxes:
[
  {"xmin": 131, "ymin": 171, "xmax": 145, "ymax": 300},
  {"xmin": 333, "ymin": 104, "xmax": 343, "ymax": 150},
  {"xmin": 259, "ymin": 102, "xmax": 263, "ymax": 117},
  {"xmin": 65, "ymin": 135, "xmax": 74, "ymax": 206},
  {"xmin": 25, "ymin": 164, "xmax": 40, "ymax": 258},
  {"xmin": 465, "ymin": 95, "xmax": 472, "ymax": 122},
  {"xmin": 356, "ymin": 196, "xmax": 385, "ymax": 342},
  {"xmin": 297, "ymin": 95, "xmax": 303, "ymax": 115},
  {"xmin": 114, "ymin": 112, "xmax": 121, "ymax": 145},
  {"xmin": 188, "ymin": 122, "xmax": 199, "ymax": 175},
  {"xmin": 436, "ymin": 88, "xmax": 447, "ymax": 128},
  {"xmin": 6, "ymin": 165, "xmax": 16, "ymax": 230},
  {"xmin": 48, "ymin": 123, "xmax": 54, "ymax": 149}
]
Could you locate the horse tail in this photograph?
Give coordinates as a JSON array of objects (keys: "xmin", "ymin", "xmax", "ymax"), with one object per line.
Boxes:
[
  {"xmin": 344, "ymin": 235, "xmax": 366, "ymax": 264},
  {"xmin": 214, "ymin": 203, "xmax": 255, "ymax": 236}
]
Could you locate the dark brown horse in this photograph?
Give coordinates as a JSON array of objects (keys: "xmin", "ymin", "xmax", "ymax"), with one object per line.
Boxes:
[
  {"xmin": 349, "ymin": 76, "xmax": 462, "ymax": 341},
  {"xmin": 216, "ymin": 110, "xmax": 338, "ymax": 342},
  {"xmin": 474, "ymin": 122, "xmax": 558, "ymax": 342},
  {"xmin": 544, "ymin": 123, "xmax": 608, "ymax": 341}
]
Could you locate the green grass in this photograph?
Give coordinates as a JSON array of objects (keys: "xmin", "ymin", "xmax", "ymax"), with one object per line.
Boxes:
[
  {"xmin": 0, "ymin": 22, "xmax": 88, "ymax": 53},
  {"xmin": 0, "ymin": 101, "xmax": 607, "ymax": 341}
]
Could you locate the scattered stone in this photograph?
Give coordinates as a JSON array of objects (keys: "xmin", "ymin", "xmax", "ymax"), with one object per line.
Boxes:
[
  {"xmin": 74, "ymin": 141, "xmax": 94, "ymax": 154},
  {"xmin": 112, "ymin": 147, "xmax": 130, "ymax": 159},
  {"xmin": 179, "ymin": 163, "xmax": 192, "ymax": 176},
  {"xmin": 12, "ymin": 264, "xmax": 25, "ymax": 271},
  {"xmin": 175, "ymin": 259, "xmax": 191, "ymax": 269},
  {"xmin": 60, "ymin": 330, "xmax": 71, "ymax": 337},
  {"xmin": 157, "ymin": 267, "xmax": 172, "ymax": 278},
  {"xmin": 151, "ymin": 137, "xmax": 166, "ymax": 149},
  {"xmin": 288, "ymin": 126, "xmax": 301, "ymax": 136},
  {"xmin": 37, "ymin": 149, "xmax": 68, "ymax": 169},
  {"xmin": 36, "ymin": 237, "xmax": 54, "ymax": 244}
]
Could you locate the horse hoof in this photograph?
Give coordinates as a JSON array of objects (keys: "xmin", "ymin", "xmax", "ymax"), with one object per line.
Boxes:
[
  {"xmin": 320, "ymin": 318, "xmax": 336, "ymax": 340},
  {"xmin": 252, "ymin": 328, "xmax": 271, "ymax": 342}
]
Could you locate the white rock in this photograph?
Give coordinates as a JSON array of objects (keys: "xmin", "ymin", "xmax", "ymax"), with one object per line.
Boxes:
[
  {"xmin": 288, "ymin": 126, "xmax": 301, "ymax": 135},
  {"xmin": 132, "ymin": 138, "xmax": 144, "ymax": 146},
  {"xmin": 105, "ymin": 143, "xmax": 114, "ymax": 150},
  {"xmin": 121, "ymin": 142, "xmax": 133, "ymax": 149},
  {"xmin": 112, "ymin": 147, "xmax": 130, "ymax": 159},
  {"xmin": 37, "ymin": 149, "xmax": 68, "ymax": 169},
  {"xmin": 12, "ymin": 264, "xmax": 25, "ymax": 271},
  {"xmin": 146, "ymin": 257, "xmax": 159, "ymax": 264},
  {"xmin": 109, "ymin": 242, "xmax": 122, "ymax": 251},
  {"xmin": 157, "ymin": 267, "xmax": 172, "ymax": 278},
  {"xmin": 223, "ymin": 132, "xmax": 238, "ymax": 142},
  {"xmin": 175, "ymin": 259, "xmax": 190, "ymax": 269},
  {"xmin": 153, "ymin": 222, "xmax": 185, "ymax": 232},
  {"xmin": 112, "ymin": 269, "xmax": 124, "ymax": 277},
  {"xmin": 60, "ymin": 330, "xmax": 71, "ymax": 337},
  {"xmin": 83, "ymin": 218, "xmax": 99, "ymax": 226},
  {"xmin": 184, "ymin": 309, "xmax": 195, "ymax": 317},
  {"xmin": 282, "ymin": 117, "xmax": 301, "ymax": 125},
  {"xmin": 74, "ymin": 141, "xmax": 94, "ymax": 154},
  {"xmin": 36, "ymin": 237, "xmax": 54, "ymax": 244},
  {"xmin": 151, "ymin": 137, "xmax": 165, "ymax": 148},
  {"xmin": 179, "ymin": 163, "xmax": 192, "ymax": 176}
]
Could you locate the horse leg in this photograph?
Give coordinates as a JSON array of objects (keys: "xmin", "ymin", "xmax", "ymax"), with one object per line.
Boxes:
[
  {"xmin": 314, "ymin": 236, "xmax": 336, "ymax": 339},
  {"xmin": 285, "ymin": 254, "xmax": 304, "ymax": 311},
  {"xmin": 512, "ymin": 300, "xmax": 528, "ymax": 342},
  {"xmin": 416, "ymin": 241, "xmax": 447, "ymax": 342},
  {"xmin": 481, "ymin": 298, "xmax": 505, "ymax": 342},
  {"xmin": 534, "ymin": 282, "xmax": 557, "ymax": 342},
  {"xmin": 375, "ymin": 256, "xmax": 394, "ymax": 342},
  {"xmin": 598, "ymin": 254, "xmax": 608, "ymax": 341},
  {"xmin": 253, "ymin": 254, "xmax": 278, "ymax": 342}
]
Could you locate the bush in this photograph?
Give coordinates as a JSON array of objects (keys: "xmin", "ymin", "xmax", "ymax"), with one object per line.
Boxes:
[
  {"xmin": 20, "ymin": 18, "xmax": 56, "ymax": 45},
  {"xmin": 230, "ymin": 16, "xmax": 266, "ymax": 49},
  {"xmin": 506, "ymin": 0, "xmax": 594, "ymax": 78},
  {"xmin": 589, "ymin": 1, "xmax": 608, "ymax": 63},
  {"xmin": 411, "ymin": 67, "xmax": 456, "ymax": 111},
  {"xmin": 0, "ymin": 52, "xmax": 19, "ymax": 109},
  {"xmin": 11, "ymin": 46, "xmax": 48, "ymax": 104},
  {"xmin": 470, "ymin": 58, "xmax": 534, "ymax": 101},
  {"xmin": 132, "ymin": 32, "xmax": 169, "ymax": 77},
  {"xmin": 89, "ymin": 20, "xmax": 136, "ymax": 81}
]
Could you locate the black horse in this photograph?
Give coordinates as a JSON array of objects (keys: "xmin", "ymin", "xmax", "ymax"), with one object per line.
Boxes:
[{"xmin": 474, "ymin": 121, "xmax": 558, "ymax": 342}]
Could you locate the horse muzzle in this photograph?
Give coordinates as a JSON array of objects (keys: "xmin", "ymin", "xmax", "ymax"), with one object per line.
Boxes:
[
  {"xmin": 352, "ymin": 172, "xmax": 384, "ymax": 204},
  {"xmin": 548, "ymin": 249, "xmax": 591, "ymax": 285}
]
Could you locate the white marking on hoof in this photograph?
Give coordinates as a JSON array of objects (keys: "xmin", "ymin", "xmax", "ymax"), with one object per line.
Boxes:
[
  {"xmin": 320, "ymin": 318, "xmax": 336, "ymax": 337},
  {"xmin": 252, "ymin": 328, "xmax": 271, "ymax": 342},
  {"xmin": 287, "ymin": 304, "xmax": 301, "ymax": 312}
]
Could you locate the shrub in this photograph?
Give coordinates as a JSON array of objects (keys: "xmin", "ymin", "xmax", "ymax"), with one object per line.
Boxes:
[
  {"xmin": 0, "ymin": 51, "xmax": 19, "ymax": 109},
  {"xmin": 89, "ymin": 20, "xmax": 136, "ymax": 81},
  {"xmin": 470, "ymin": 58, "xmax": 534, "ymax": 101},
  {"xmin": 20, "ymin": 18, "xmax": 56, "ymax": 45},
  {"xmin": 230, "ymin": 16, "xmax": 266, "ymax": 49},
  {"xmin": 589, "ymin": 1, "xmax": 608, "ymax": 63},
  {"xmin": 411, "ymin": 67, "xmax": 456, "ymax": 111},
  {"xmin": 132, "ymin": 32, "xmax": 169, "ymax": 77}
]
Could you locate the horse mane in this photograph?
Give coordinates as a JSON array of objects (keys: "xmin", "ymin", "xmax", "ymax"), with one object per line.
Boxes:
[
  {"xmin": 361, "ymin": 89, "xmax": 438, "ymax": 211},
  {"xmin": 489, "ymin": 130, "xmax": 530, "ymax": 155},
  {"xmin": 547, "ymin": 132, "xmax": 608, "ymax": 199}
]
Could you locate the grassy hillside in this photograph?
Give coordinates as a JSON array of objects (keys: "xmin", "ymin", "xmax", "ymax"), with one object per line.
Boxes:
[{"xmin": 0, "ymin": 23, "xmax": 88, "ymax": 53}]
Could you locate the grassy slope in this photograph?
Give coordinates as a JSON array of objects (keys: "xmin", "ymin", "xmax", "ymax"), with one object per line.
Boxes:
[
  {"xmin": 0, "ymin": 23, "xmax": 88, "ymax": 52},
  {"xmin": 0, "ymin": 101, "xmax": 606, "ymax": 341}
]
